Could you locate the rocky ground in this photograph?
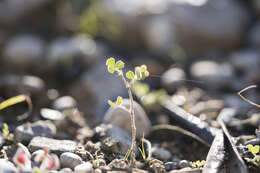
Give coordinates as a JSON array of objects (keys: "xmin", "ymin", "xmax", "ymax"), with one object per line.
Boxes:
[{"xmin": 0, "ymin": 0, "xmax": 260, "ymax": 172}]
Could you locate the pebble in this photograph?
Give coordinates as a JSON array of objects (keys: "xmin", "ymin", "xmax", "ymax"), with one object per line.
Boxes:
[
  {"xmin": 52, "ymin": 96, "xmax": 77, "ymax": 111},
  {"xmin": 74, "ymin": 162, "xmax": 93, "ymax": 172},
  {"xmin": 40, "ymin": 108, "xmax": 64, "ymax": 121},
  {"xmin": 151, "ymin": 148, "xmax": 172, "ymax": 161},
  {"xmin": 103, "ymin": 99, "xmax": 151, "ymax": 138},
  {"xmin": 0, "ymin": 159, "xmax": 18, "ymax": 173},
  {"xmin": 60, "ymin": 152, "xmax": 83, "ymax": 169},
  {"xmin": 95, "ymin": 124, "xmax": 136, "ymax": 155},
  {"xmin": 15, "ymin": 120, "xmax": 56, "ymax": 143},
  {"xmin": 3, "ymin": 35, "xmax": 45, "ymax": 71},
  {"xmin": 178, "ymin": 160, "xmax": 189, "ymax": 168},
  {"xmin": 190, "ymin": 61, "xmax": 234, "ymax": 89},
  {"xmin": 161, "ymin": 67, "xmax": 186, "ymax": 93},
  {"xmin": 165, "ymin": 161, "xmax": 179, "ymax": 171},
  {"xmin": 28, "ymin": 137, "xmax": 77, "ymax": 155}
]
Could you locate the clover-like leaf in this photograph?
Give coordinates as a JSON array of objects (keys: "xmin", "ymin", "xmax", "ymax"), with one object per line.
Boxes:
[
  {"xmin": 140, "ymin": 65, "xmax": 147, "ymax": 72},
  {"xmin": 116, "ymin": 96, "xmax": 123, "ymax": 105},
  {"xmin": 135, "ymin": 67, "xmax": 142, "ymax": 80},
  {"xmin": 107, "ymin": 66, "xmax": 115, "ymax": 74},
  {"xmin": 252, "ymin": 145, "xmax": 260, "ymax": 154},
  {"xmin": 108, "ymin": 100, "xmax": 116, "ymax": 108},
  {"xmin": 126, "ymin": 71, "xmax": 135, "ymax": 80},
  {"xmin": 106, "ymin": 57, "xmax": 115, "ymax": 67},
  {"xmin": 144, "ymin": 70, "xmax": 149, "ymax": 78},
  {"xmin": 115, "ymin": 60, "xmax": 125, "ymax": 69}
]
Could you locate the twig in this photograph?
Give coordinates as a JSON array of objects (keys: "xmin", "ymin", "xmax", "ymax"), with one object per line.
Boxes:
[{"xmin": 238, "ymin": 85, "xmax": 260, "ymax": 108}]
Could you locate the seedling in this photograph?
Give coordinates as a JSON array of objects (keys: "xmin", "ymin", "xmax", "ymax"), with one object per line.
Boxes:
[
  {"xmin": 2, "ymin": 123, "xmax": 14, "ymax": 141},
  {"xmin": 190, "ymin": 160, "xmax": 205, "ymax": 169},
  {"xmin": 245, "ymin": 144, "xmax": 260, "ymax": 166},
  {"xmin": 106, "ymin": 57, "xmax": 149, "ymax": 167},
  {"xmin": 138, "ymin": 133, "xmax": 147, "ymax": 161}
]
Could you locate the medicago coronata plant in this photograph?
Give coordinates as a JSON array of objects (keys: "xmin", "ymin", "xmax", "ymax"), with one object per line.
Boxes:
[{"xmin": 105, "ymin": 57, "xmax": 149, "ymax": 167}]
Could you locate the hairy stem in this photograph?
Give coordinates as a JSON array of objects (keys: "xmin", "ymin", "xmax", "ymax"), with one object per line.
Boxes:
[{"xmin": 119, "ymin": 72, "xmax": 136, "ymax": 167}]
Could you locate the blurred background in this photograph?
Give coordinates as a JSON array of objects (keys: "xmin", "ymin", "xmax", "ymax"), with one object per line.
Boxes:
[{"xmin": 0, "ymin": 0, "xmax": 259, "ymax": 126}]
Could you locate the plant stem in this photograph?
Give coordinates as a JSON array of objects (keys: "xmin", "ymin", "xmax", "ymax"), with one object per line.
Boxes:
[{"xmin": 119, "ymin": 72, "xmax": 136, "ymax": 167}]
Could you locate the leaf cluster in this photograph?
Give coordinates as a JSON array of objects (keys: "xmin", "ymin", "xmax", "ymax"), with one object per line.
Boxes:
[
  {"xmin": 245, "ymin": 144, "xmax": 260, "ymax": 166},
  {"xmin": 190, "ymin": 160, "xmax": 205, "ymax": 168}
]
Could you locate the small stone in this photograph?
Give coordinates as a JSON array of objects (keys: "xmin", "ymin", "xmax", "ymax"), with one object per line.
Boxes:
[
  {"xmin": 0, "ymin": 159, "xmax": 18, "ymax": 173},
  {"xmin": 60, "ymin": 168, "xmax": 72, "ymax": 172},
  {"xmin": 95, "ymin": 124, "xmax": 136, "ymax": 155},
  {"xmin": 40, "ymin": 108, "xmax": 64, "ymax": 121},
  {"xmin": 178, "ymin": 160, "xmax": 189, "ymax": 168},
  {"xmin": 104, "ymin": 99, "xmax": 151, "ymax": 138},
  {"xmin": 28, "ymin": 137, "xmax": 77, "ymax": 155},
  {"xmin": 165, "ymin": 161, "xmax": 178, "ymax": 171},
  {"xmin": 52, "ymin": 96, "xmax": 77, "ymax": 111},
  {"xmin": 190, "ymin": 61, "xmax": 234, "ymax": 90},
  {"xmin": 74, "ymin": 162, "xmax": 93, "ymax": 172},
  {"xmin": 161, "ymin": 67, "xmax": 186, "ymax": 92},
  {"xmin": 15, "ymin": 120, "xmax": 56, "ymax": 143},
  {"xmin": 60, "ymin": 152, "xmax": 83, "ymax": 169},
  {"xmin": 152, "ymin": 148, "xmax": 172, "ymax": 161}
]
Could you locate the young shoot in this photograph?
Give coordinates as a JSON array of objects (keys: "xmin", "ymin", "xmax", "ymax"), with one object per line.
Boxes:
[{"xmin": 106, "ymin": 57, "xmax": 149, "ymax": 167}]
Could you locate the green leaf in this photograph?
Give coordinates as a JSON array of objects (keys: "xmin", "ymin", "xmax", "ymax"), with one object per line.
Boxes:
[
  {"xmin": 252, "ymin": 145, "xmax": 260, "ymax": 154},
  {"xmin": 0, "ymin": 95, "xmax": 27, "ymax": 110},
  {"xmin": 144, "ymin": 70, "xmax": 149, "ymax": 77},
  {"xmin": 115, "ymin": 60, "xmax": 125, "ymax": 69},
  {"xmin": 106, "ymin": 57, "xmax": 115, "ymax": 67},
  {"xmin": 140, "ymin": 65, "xmax": 147, "ymax": 72},
  {"xmin": 126, "ymin": 71, "xmax": 135, "ymax": 79},
  {"xmin": 116, "ymin": 96, "xmax": 123, "ymax": 105},
  {"xmin": 107, "ymin": 66, "xmax": 115, "ymax": 74},
  {"xmin": 135, "ymin": 67, "xmax": 142, "ymax": 80},
  {"xmin": 108, "ymin": 100, "xmax": 116, "ymax": 108}
]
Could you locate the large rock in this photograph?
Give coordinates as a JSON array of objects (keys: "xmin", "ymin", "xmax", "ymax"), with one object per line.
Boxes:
[
  {"xmin": 3, "ymin": 35, "xmax": 45, "ymax": 71},
  {"xmin": 168, "ymin": 0, "xmax": 249, "ymax": 55},
  {"xmin": 104, "ymin": 99, "xmax": 151, "ymax": 138},
  {"xmin": 68, "ymin": 60, "xmax": 126, "ymax": 125}
]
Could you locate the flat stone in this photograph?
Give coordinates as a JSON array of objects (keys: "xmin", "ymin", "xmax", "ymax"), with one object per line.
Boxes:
[
  {"xmin": 28, "ymin": 137, "xmax": 77, "ymax": 155},
  {"xmin": 15, "ymin": 120, "xmax": 56, "ymax": 143},
  {"xmin": 74, "ymin": 162, "xmax": 93, "ymax": 172},
  {"xmin": 60, "ymin": 152, "xmax": 83, "ymax": 169}
]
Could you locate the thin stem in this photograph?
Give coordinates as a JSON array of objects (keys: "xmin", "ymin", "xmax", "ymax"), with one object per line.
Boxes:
[
  {"xmin": 238, "ymin": 85, "xmax": 260, "ymax": 108},
  {"xmin": 118, "ymin": 70, "xmax": 136, "ymax": 167}
]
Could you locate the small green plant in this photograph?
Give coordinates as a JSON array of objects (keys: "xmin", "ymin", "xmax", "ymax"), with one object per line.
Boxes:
[
  {"xmin": 138, "ymin": 133, "xmax": 147, "ymax": 161},
  {"xmin": 190, "ymin": 160, "xmax": 205, "ymax": 169},
  {"xmin": 106, "ymin": 57, "xmax": 149, "ymax": 167},
  {"xmin": 2, "ymin": 123, "xmax": 14, "ymax": 141},
  {"xmin": 245, "ymin": 144, "xmax": 260, "ymax": 166}
]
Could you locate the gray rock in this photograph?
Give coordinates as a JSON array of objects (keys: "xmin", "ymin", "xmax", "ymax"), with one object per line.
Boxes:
[
  {"xmin": 40, "ymin": 108, "xmax": 64, "ymax": 121},
  {"xmin": 229, "ymin": 49, "xmax": 260, "ymax": 83},
  {"xmin": 152, "ymin": 148, "xmax": 172, "ymax": 161},
  {"xmin": 15, "ymin": 120, "xmax": 56, "ymax": 142},
  {"xmin": 74, "ymin": 162, "xmax": 93, "ymax": 172},
  {"xmin": 52, "ymin": 96, "xmax": 77, "ymax": 111},
  {"xmin": 0, "ymin": 0, "xmax": 51, "ymax": 25},
  {"xmin": 95, "ymin": 124, "xmax": 137, "ymax": 155},
  {"xmin": 104, "ymin": 99, "xmax": 151, "ymax": 138},
  {"xmin": 190, "ymin": 60, "xmax": 234, "ymax": 89},
  {"xmin": 168, "ymin": 0, "xmax": 249, "ymax": 55},
  {"xmin": 60, "ymin": 152, "xmax": 83, "ymax": 169},
  {"xmin": 3, "ymin": 35, "xmax": 45, "ymax": 71},
  {"xmin": 46, "ymin": 35, "xmax": 99, "ymax": 68},
  {"xmin": 28, "ymin": 137, "xmax": 77, "ymax": 155},
  {"xmin": 165, "ymin": 161, "xmax": 179, "ymax": 171},
  {"xmin": 161, "ymin": 67, "xmax": 186, "ymax": 92},
  {"xmin": 0, "ymin": 159, "xmax": 18, "ymax": 173},
  {"xmin": 68, "ymin": 60, "xmax": 126, "ymax": 124}
]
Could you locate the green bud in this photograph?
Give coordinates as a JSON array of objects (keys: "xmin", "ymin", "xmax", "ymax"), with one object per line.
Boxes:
[
  {"xmin": 115, "ymin": 60, "xmax": 125, "ymax": 69},
  {"xmin": 106, "ymin": 57, "xmax": 115, "ymax": 67},
  {"xmin": 126, "ymin": 71, "xmax": 135, "ymax": 79}
]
